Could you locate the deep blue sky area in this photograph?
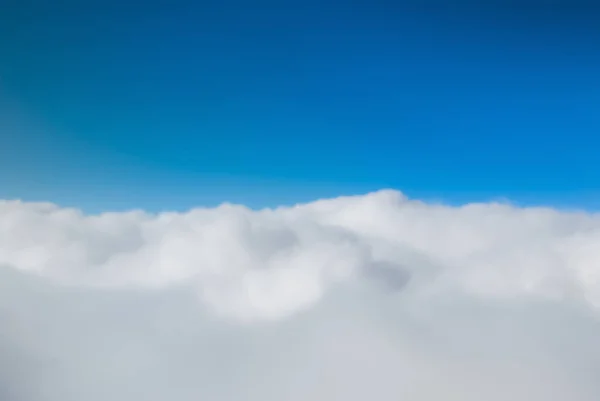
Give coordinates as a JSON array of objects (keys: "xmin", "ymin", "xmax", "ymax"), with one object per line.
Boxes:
[{"xmin": 1, "ymin": 0, "xmax": 600, "ymax": 211}]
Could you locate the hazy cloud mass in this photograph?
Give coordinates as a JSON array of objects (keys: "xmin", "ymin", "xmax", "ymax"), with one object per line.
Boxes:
[{"xmin": 2, "ymin": 190, "xmax": 600, "ymax": 400}]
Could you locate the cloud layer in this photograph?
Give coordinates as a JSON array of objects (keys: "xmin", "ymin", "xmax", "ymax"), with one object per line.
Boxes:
[{"xmin": 2, "ymin": 190, "xmax": 600, "ymax": 400}]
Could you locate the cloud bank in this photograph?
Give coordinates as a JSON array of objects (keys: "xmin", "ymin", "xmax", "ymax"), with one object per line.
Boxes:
[{"xmin": 2, "ymin": 190, "xmax": 600, "ymax": 400}]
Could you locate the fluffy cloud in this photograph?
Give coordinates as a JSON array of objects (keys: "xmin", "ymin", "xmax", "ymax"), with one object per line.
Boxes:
[{"xmin": 2, "ymin": 190, "xmax": 600, "ymax": 400}]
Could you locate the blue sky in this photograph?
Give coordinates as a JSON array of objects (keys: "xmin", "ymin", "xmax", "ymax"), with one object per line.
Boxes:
[{"xmin": 2, "ymin": 1, "xmax": 600, "ymax": 211}]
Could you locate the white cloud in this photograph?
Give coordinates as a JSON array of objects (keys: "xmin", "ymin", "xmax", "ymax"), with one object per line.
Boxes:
[{"xmin": 2, "ymin": 189, "xmax": 600, "ymax": 400}]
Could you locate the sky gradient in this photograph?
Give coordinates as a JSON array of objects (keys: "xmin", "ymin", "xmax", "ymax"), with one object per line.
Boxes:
[{"xmin": 2, "ymin": 1, "xmax": 600, "ymax": 211}]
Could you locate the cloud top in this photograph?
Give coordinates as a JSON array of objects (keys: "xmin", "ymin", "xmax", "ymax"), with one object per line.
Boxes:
[{"xmin": 2, "ymin": 190, "xmax": 600, "ymax": 400}]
